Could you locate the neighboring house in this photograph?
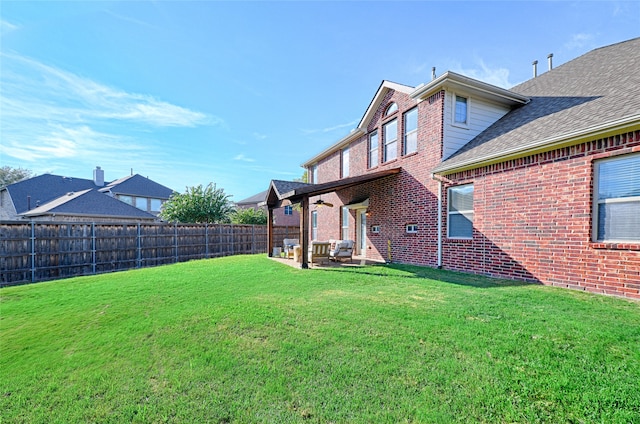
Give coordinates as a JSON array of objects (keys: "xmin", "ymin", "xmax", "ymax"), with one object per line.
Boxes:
[
  {"xmin": 236, "ymin": 190, "xmax": 300, "ymax": 226},
  {"xmin": 0, "ymin": 167, "xmax": 174, "ymax": 222},
  {"xmin": 265, "ymin": 38, "xmax": 640, "ymax": 299}
]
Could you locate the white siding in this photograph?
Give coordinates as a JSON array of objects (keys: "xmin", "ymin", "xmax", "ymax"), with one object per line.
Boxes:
[{"xmin": 442, "ymin": 91, "xmax": 511, "ymax": 159}]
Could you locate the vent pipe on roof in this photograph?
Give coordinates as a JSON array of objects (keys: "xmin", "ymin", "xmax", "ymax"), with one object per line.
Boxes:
[
  {"xmin": 431, "ymin": 67, "xmax": 436, "ymax": 81},
  {"xmin": 532, "ymin": 60, "xmax": 538, "ymax": 78},
  {"xmin": 547, "ymin": 53, "xmax": 553, "ymax": 71}
]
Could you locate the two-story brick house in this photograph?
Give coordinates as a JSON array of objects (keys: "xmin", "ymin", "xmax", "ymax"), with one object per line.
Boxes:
[{"xmin": 265, "ymin": 38, "xmax": 640, "ymax": 299}]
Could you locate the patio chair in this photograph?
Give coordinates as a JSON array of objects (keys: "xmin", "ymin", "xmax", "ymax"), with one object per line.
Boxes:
[
  {"xmin": 329, "ymin": 239, "xmax": 354, "ymax": 262},
  {"xmin": 282, "ymin": 238, "xmax": 299, "ymax": 259},
  {"xmin": 308, "ymin": 241, "xmax": 331, "ymax": 266}
]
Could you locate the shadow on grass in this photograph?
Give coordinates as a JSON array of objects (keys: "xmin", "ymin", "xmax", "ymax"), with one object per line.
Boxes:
[{"xmin": 317, "ymin": 262, "xmax": 537, "ymax": 289}]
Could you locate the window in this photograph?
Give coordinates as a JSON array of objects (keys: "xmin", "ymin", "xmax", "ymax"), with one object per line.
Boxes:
[
  {"xmin": 368, "ymin": 131, "xmax": 379, "ymax": 168},
  {"xmin": 341, "ymin": 207, "xmax": 349, "ymax": 240},
  {"xmin": 150, "ymin": 198, "xmax": 163, "ymax": 212},
  {"xmin": 406, "ymin": 224, "xmax": 418, "ymax": 234},
  {"xmin": 341, "ymin": 147, "xmax": 350, "ymax": 178},
  {"xmin": 311, "ymin": 211, "xmax": 318, "ymax": 241},
  {"xmin": 284, "ymin": 205, "xmax": 293, "ymax": 215},
  {"xmin": 134, "ymin": 197, "xmax": 148, "ymax": 211},
  {"xmin": 383, "ymin": 119, "xmax": 398, "ymax": 162},
  {"xmin": 118, "ymin": 195, "xmax": 133, "ymax": 205},
  {"xmin": 311, "ymin": 164, "xmax": 318, "ymax": 183},
  {"xmin": 371, "ymin": 225, "xmax": 380, "ymax": 234},
  {"xmin": 385, "ymin": 102, "xmax": 398, "ymax": 116},
  {"xmin": 593, "ymin": 153, "xmax": 640, "ymax": 242},
  {"xmin": 403, "ymin": 107, "xmax": 418, "ymax": 155},
  {"xmin": 454, "ymin": 95, "xmax": 468, "ymax": 125},
  {"xmin": 448, "ymin": 184, "xmax": 474, "ymax": 239}
]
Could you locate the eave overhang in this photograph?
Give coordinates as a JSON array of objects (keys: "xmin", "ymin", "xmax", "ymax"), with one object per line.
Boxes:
[
  {"xmin": 410, "ymin": 71, "xmax": 530, "ymax": 106},
  {"xmin": 432, "ymin": 116, "xmax": 640, "ymax": 176}
]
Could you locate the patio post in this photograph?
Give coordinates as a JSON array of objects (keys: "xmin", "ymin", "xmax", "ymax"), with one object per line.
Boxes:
[
  {"xmin": 267, "ymin": 207, "xmax": 274, "ymax": 256},
  {"xmin": 301, "ymin": 195, "xmax": 309, "ymax": 269}
]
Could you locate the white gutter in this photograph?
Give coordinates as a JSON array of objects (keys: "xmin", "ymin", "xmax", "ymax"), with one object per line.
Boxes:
[{"xmin": 301, "ymin": 128, "xmax": 365, "ymax": 168}]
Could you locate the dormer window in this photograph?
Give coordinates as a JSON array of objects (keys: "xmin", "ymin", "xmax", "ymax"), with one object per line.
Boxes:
[{"xmin": 385, "ymin": 102, "xmax": 398, "ymax": 117}]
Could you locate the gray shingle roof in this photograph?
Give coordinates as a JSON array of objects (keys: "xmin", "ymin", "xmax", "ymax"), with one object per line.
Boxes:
[
  {"xmin": 236, "ymin": 190, "xmax": 268, "ymax": 206},
  {"xmin": 434, "ymin": 37, "xmax": 640, "ymax": 174},
  {"xmin": 6, "ymin": 174, "xmax": 97, "ymax": 214},
  {"xmin": 22, "ymin": 189, "xmax": 156, "ymax": 219},
  {"xmin": 103, "ymin": 174, "xmax": 174, "ymax": 199}
]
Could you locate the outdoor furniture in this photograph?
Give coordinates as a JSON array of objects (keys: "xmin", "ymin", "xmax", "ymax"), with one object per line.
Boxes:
[
  {"xmin": 308, "ymin": 241, "xmax": 331, "ymax": 266},
  {"xmin": 293, "ymin": 245, "xmax": 303, "ymax": 263},
  {"xmin": 283, "ymin": 238, "xmax": 299, "ymax": 259},
  {"xmin": 329, "ymin": 239, "xmax": 354, "ymax": 262}
]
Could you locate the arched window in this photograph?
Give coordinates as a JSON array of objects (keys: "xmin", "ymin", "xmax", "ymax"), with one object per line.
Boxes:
[{"xmin": 385, "ymin": 102, "xmax": 398, "ymax": 116}]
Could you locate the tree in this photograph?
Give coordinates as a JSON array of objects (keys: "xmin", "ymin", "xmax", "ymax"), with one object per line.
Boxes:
[
  {"xmin": 159, "ymin": 183, "xmax": 234, "ymax": 223},
  {"xmin": 294, "ymin": 170, "xmax": 308, "ymax": 183},
  {"xmin": 0, "ymin": 166, "xmax": 34, "ymax": 188},
  {"xmin": 231, "ymin": 207, "xmax": 268, "ymax": 225}
]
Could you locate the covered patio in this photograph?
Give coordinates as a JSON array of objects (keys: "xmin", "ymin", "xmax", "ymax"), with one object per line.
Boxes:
[{"xmin": 262, "ymin": 167, "xmax": 401, "ymax": 269}]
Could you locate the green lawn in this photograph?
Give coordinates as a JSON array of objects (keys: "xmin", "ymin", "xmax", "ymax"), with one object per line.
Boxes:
[{"xmin": 1, "ymin": 255, "xmax": 639, "ymax": 423}]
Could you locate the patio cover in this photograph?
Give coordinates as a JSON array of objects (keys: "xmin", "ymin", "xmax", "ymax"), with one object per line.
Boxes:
[{"xmin": 263, "ymin": 167, "xmax": 401, "ymax": 268}]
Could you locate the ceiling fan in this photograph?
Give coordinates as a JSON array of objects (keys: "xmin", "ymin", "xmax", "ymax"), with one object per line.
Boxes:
[{"xmin": 313, "ymin": 198, "xmax": 334, "ymax": 207}]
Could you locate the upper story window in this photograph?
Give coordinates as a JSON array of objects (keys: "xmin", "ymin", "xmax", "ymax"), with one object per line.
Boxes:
[
  {"xmin": 385, "ymin": 102, "xmax": 398, "ymax": 116},
  {"xmin": 341, "ymin": 147, "xmax": 350, "ymax": 178},
  {"xmin": 383, "ymin": 119, "xmax": 398, "ymax": 162},
  {"xmin": 593, "ymin": 153, "xmax": 640, "ymax": 242},
  {"xmin": 454, "ymin": 95, "xmax": 469, "ymax": 126},
  {"xmin": 150, "ymin": 198, "xmax": 163, "ymax": 212},
  {"xmin": 448, "ymin": 184, "xmax": 474, "ymax": 239},
  {"xmin": 368, "ymin": 131, "xmax": 379, "ymax": 168},
  {"xmin": 284, "ymin": 205, "xmax": 293, "ymax": 215},
  {"xmin": 311, "ymin": 164, "xmax": 318, "ymax": 184},
  {"xmin": 403, "ymin": 107, "xmax": 418, "ymax": 155}
]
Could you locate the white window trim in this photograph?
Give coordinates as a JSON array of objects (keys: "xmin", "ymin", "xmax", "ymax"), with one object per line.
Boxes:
[
  {"xmin": 341, "ymin": 207, "xmax": 349, "ymax": 240},
  {"xmin": 406, "ymin": 224, "xmax": 418, "ymax": 234},
  {"xmin": 383, "ymin": 118, "xmax": 398, "ymax": 162},
  {"xmin": 342, "ymin": 147, "xmax": 350, "ymax": 178},
  {"xmin": 311, "ymin": 210, "xmax": 318, "ymax": 241},
  {"xmin": 452, "ymin": 93, "xmax": 470, "ymax": 129},
  {"xmin": 592, "ymin": 153, "xmax": 640, "ymax": 242},
  {"xmin": 447, "ymin": 184, "xmax": 474, "ymax": 240},
  {"xmin": 368, "ymin": 131, "xmax": 379, "ymax": 168}
]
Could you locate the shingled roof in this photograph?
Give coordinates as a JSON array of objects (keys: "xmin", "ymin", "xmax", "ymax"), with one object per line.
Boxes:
[
  {"xmin": 101, "ymin": 174, "xmax": 174, "ymax": 199},
  {"xmin": 433, "ymin": 37, "xmax": 640, "ymax": 174},
  {"xmin": 5, "ymin": 174, "xmax": 98, "ymax": 214}
]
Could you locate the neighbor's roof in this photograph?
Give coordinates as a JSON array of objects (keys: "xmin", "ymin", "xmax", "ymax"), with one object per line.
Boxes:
[
  {"xmin": 236, "ymin": 190, "xmax": 268, "ymax": 206},
  {"xmin": 5, "ymin": 174, "xmax": 97, "ymax": 214},
  {"xmin": 21, "ymin": 189, "xmax": 156, "ymax": 219},
  {"xmin": 433, "ymin": 37, "xmax": 640, "ymax": 174},
  {"xmin": 101, "ymin": 174, "xmax": 174, "ymax": 199}
]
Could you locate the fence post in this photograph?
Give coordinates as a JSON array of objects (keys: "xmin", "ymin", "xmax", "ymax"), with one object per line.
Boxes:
[
  {"xmin": 136, "ymin": 223, "xmax": 142, "ymax": 268},
  {"xmin": 252, "ymin": 225, "xmax": 255, "ymax": 254},
  {"xmin": 231, "ymin": 225, "xmax": 235, "ymax": 255},
  {"xmin": 91, "ymin": 222, "xmax": 96, "ymax": 275},
  {"xmin": 30, "ymin": 221, "xmax": 36, "ymax": 283},
  {"xmin": 174, "ymin": 222, "xmax": 178, "ymax": 263},
  {"xmin": 205, "ymin": 223, "xmax": 209, "ymax": 258}
]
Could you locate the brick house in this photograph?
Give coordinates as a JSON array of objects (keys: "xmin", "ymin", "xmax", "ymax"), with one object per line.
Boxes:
[
  {"xmin": 236, "ymin": 190, "xmax": 300, "ymax": 226},
  {"xmin": 265, "ymin": 38, "xmax": 640, "ymax": 299}
]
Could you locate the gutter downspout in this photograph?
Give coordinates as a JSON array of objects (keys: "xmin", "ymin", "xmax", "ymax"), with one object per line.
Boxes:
[{"xmin": 437, "ymin": 178, "xmax": 442, "ymax": 269}]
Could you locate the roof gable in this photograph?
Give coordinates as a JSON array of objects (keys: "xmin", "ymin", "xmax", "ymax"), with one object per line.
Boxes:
[
  {"xmin": 103, "ymin": 174, "xmax": 174, "ymax": 199},
  {"xmin": 433, "ymin": 37, "xmax": 640, "ymax": 174},
  {"xmin": 6, "ymin": 174, "xmax": 97, "ymax": 214}
]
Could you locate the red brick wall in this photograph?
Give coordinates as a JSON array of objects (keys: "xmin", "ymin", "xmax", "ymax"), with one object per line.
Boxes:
[{"xmin": 443, "ymin": 130, "xmax": 640, "ymax": 300}]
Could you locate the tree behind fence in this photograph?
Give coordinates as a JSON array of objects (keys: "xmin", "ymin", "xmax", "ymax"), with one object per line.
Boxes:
[{"xmin": 0, "ymin": 221, "xmax": 300, "ymax": 286}]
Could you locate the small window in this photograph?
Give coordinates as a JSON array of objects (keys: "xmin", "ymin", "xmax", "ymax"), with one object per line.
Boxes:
[
  {"xmin": 150, "ymin": 198, "xmax": 163, "ymax": 212},
  {"xmin": 341, "ymin": 147, "xmax": 350, "ymax": 178},
  {"xmin": 593, "ymin": 153, "xmax": 640, "ymax": 242},
  {"xmin": 311, "ymin": 211, "xmax": 318, "ymax": 241},
  {"xmin": 383, "ymin": 119, "xmax": 398, "ymax": 162},
  {"xmin": 454, "ymin": 95, "xmax": 468, "ymax": 125},
  {"xmin": 118, "ymin": 195, "xmax": 133, "ymax": 205},
  {"xmin": 284, "ymin": 205, "xmax": 293, "ymax": 215},
  {"xmin": 368, "ymin": 131, "xmax": 379, "ymax": 168},
  {"xmin": 403, "ymin": 107, "xmax": 418, "ymax": 155},
  {"xmin": 134, "ymin": 197, "xmax": 148, "ymax": 211},
  {"xmin": 406, "ymin": 224, "xmax": 418, "ymax": 234},
  {"xmin": 385, "ymin": 102, "xmax": 398, "ymax": 116},
  {"xmin": 341, "ymin": 207, "xmax": 349, "ymax": 240},
  {"xmin": 448, "ymin": 184, "xmax": 474, "ymax": 239},
  {"xmin": 371, "ymin": 225, "xmax": 380, "ymax": 234}
]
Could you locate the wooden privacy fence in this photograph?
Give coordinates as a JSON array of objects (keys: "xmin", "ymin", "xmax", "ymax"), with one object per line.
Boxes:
[{"xmin": 0, "ymin": 221, "xmax": 300, "ymax": 286}]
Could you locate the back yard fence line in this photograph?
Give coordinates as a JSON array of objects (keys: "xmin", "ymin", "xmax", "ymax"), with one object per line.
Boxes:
[{"xmin": 0, "ymin": 221, "xmax": 300, "ymax": 287}]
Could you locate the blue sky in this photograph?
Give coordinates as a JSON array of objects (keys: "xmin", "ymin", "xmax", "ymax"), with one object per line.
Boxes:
[{"xmin": 1, "ymin": 1, "xmax": 639, "ymax": 201}]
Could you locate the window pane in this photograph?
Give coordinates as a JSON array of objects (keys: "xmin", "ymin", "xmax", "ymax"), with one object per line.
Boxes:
[
  {"xmin": 449, "ymin": 213, "xmax": 474, "ymax": 238},
  {"xmin": 455, "ymin": 96, "xmax": 467, "ymax": 124},
  {"xmin": 150, "ymin": 198, "xmax": 162, "ymax": 212},
  {"xmin": 598, "ymin": 201, "xmax": 640, "ymax": 241},
  {"xmin": 369, "ymin": 131, "xmax": 378, "ymax": 168},
  {"xmin": 119, "ymin": 195, "xmax": 133, "ymax": 205},
  {"xmin": 385, "ymin": 103, "xmax": 398, "ymax": 116},
  {"xmin": 449, "ymin": 185, "xmax": 474, "ymax": 212},
  {"xmin": 135, "ymin": 197, "xmax": 147, "ymax": 211},
  {"xmin": 342, "ymin": 147, "xmax": 349, "ymax": 177},
  {"xmin": 384, "ymin": 119, "xmax": 397, "ymax": 162},
  {"xmin": 405, "ymin": 131, "xmax": 417, "ymax": 155},
  {"xmin": 598, "ymin": 154, "xmax": 640, "ymax": 200},
  {"xmin": 404, "ymin": 108, "xmax": 418, "ymax": 132}
]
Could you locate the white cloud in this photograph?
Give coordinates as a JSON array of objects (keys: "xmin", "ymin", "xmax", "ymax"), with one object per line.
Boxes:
[
  {"xmin": 564, "ymin": 33, "xmax": 595, "ymax": 50},
  {"xmin": 234, "ymin": 154, "xmax": 255, "ymax": 162},
  {"xmin": 451, "ymin": 59, "xmax": 513, "ymax": 88},
  {"xmin": 301, "ymin": 119, "xmax": 359, "ymax": 135},
  {"xmin": 0, "ymin": 19, "xmax": 18, "ymax": 35}
]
